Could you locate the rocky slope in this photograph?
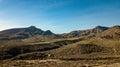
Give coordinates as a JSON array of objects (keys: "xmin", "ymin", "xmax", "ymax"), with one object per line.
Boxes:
[
  {"xmin": 94, "ymin": 25, "xmax": 120, "ymax": 40},
  {"xmin": 0, "ymin": 26, "xmax": 54, "ymax": 40},
  {"xmin": 61, "ymin": 26, "xmax": 109, "ymax": 38}
]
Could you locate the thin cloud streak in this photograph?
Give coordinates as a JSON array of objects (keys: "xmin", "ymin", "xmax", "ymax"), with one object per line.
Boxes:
[
  {"xmin": 0, "ymin": 19, "xmax": 21, "ymax": 31},
  {"xmin": 0, "ymin": 0, "xmax": 120, "ymax": 33}
]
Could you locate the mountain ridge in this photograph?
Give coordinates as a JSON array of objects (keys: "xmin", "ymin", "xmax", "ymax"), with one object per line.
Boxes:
[
  {"xmin": 0, "ymin": 26, "xmax": 54, "ymax": 40},
  {"xmin": 61, "ymin": 26, "xmax": 109, "ymax": 38},
  {"xmin": 0, "ymin": 25, "xmax": 120, "ymax": 67},
  {"xmin": 95, "ymin": 25, "xmax": 120, "ymax": 40},
  {"xmin": 0, "ymin": 25, "xmax": 119, "ymax": 41}
]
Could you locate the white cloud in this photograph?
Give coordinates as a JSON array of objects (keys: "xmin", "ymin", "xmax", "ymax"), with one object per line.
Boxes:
[{"xmin": 0, "ymin": 20, "xmax": 21, "ymax": 31}]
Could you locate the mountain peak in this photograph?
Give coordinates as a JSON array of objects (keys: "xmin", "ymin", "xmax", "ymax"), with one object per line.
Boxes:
[
  {"xmin": 95, "ymin": 25, "xmax": 107, "ymax": 28},
  {"xmin": 94, "ymin": 26, "xmax": 109, "ymax": 31},
  {"xmin": 97, "ymin": 25, "xmax": 120, "ymax": 40},
  {"xmin": 27, "ymin": 26, "xmax": 41, "ymax": 31},
  {"xmin": 0, "ymin": 26, "xmax": 54, "ymax": 40},
  {"xmin": 43, "ymin": 30, "xmax": 53, "ymax": 35},
  {"xmin": 96, "ymin": 25, "xmax": 102, "ymax": 28},
  {"xmin": 112, "ymin": 25, "xmax": 120, "ymax": 28},
  {"xmin": 28, "ymin": 26, "xmax": 37, "ymax": 29}
]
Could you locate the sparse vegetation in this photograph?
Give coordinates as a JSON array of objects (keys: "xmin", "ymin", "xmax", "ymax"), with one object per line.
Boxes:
[{"xmin": 0, "ymin": 25, "xmax": 120, "ymax": 67}]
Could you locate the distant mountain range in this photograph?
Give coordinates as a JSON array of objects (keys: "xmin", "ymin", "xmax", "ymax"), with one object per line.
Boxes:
[
  {"xmin": 0, "ymin": 25, "xmax": 120, "ymax": 41},
  {"xmin": 61, "ymin": 26, "xmax": 109, "ymax": 38},
  {"xmin": 0, "ymin": 26, "xmax": 54, "ymax": 40}
]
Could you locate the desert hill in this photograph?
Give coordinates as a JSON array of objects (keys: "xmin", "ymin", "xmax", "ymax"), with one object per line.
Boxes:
[
  {"xmin": 94, "ymin": 25, "xmax": 120, "ymax": 40},
  {"xmin": 0, "ymin": 25, "xmax": 120, "ymax": 67},
  {"xmin": 0, "ymin": 25, "xmax": 109, "ymax": 41},
  {"xmin": 0, "ymin": 26, "xmax": 54, "ymax": 40},
  {"xmin": 61, "ymin": 26, "xmax": 109, "ymax": 38}
]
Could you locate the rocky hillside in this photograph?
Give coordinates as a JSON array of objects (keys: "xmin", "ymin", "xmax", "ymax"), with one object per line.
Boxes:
[
  {"xmin": 0, "ymin": 25, "xmax": 109, "ymax": 42},
  {"xmin": 95, "ymin": 25, "xmax": 120, "ymax": 40},
  {"xmin": 61, "ymin": 26, "xmax": 109, "ymax": 38},
  {"xmin": 0, "ymin": 25, "xmax": 120, "ymax": 67},
  {"xmin": 0, "ymin": 26, "xmax": 54, "ymax": 40}
]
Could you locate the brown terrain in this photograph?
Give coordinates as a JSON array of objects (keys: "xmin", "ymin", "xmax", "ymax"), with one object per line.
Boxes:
[{"xmin": 0, "ymin": 25, "xmax": 120, "ymax": 67}]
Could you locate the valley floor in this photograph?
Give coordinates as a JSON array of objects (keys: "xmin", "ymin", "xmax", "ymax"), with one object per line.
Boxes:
[{"xmin": 1, "ymin": 59, "xmax": 120, "ymax": 67}]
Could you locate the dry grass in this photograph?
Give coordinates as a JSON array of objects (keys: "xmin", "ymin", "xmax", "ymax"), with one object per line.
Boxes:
[
  {"xmin": 46, "ymin": 39, "xmax": 120, "ymax": 59},
  {"xmin": 0, "ymin": 36, "xmax": 120, "ymax": 67},
  {"xmin": 1, "ymin": 59, "xmax": 120, "ymax": 67},
  {"xmin": 0, "ymin": 37, "xmax": 82, "ymax": 60}
]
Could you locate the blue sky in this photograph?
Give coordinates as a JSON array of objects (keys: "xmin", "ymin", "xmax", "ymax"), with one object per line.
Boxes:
[{"xmin": 0, "ymin": 0, "xmax": 120, "ymax": 33}]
